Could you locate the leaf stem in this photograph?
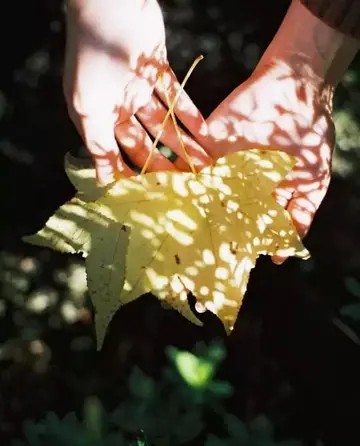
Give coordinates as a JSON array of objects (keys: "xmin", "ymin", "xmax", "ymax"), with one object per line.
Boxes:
[
  {"xmin": 140, "ymin": 55, "xmax": 204, "ymax": 175},
  {"xmin": 160, "ymin": 76, "xmax": 197, "ymax": 174}
]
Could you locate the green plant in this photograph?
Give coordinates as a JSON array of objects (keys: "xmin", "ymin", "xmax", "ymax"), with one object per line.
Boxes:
[{"xmin": 12, "ymin": 341, "xmax": 302, "ymax": 446}]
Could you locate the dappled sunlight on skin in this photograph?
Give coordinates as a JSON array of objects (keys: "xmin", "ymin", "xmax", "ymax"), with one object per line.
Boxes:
[
  {"xmin": 149, "ymin": 60, "xmax": 335, "ymax": 265},
  {"xmin": 114, "ymin": 115, "xmax": 178, "ymax": 173},
  {"xmin": 136, "ymin": 95, "xmax": 210, "ymax": 170},
  {"xmin": 64, "ymin": 0, "xmax": 212, "ymax": 184},
  {"xmin": 65, "ymin": 0, "xmax": 211, "ymax": 184},
  {"xmin": 196, "ymin": 61, "xmax": 335, "ymax": 257}
]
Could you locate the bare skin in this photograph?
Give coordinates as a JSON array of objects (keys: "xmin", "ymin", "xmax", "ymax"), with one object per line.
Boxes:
[
  {"xmin": 199, "ymin": 0, "xmax": 359, "ymax": 262},
  {"xmin": 64, "ymin": 0, "xmax": 210, "ymax": 185},
  {"xmin": 64, "ymin": 0, "xmax": 359, "ymax": 259}
]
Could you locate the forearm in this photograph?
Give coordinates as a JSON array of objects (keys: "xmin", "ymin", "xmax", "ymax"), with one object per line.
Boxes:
[
  {"xmin": 65, "ymin": 0, "xmax": 131, "ymax": 34},
  {"xmin": 257, "ymin": 0, "xmax": 359, "ymax": 89},
  {"xmin": 65, "ymin": 0, "xmax": 164, "ymax": 50}
]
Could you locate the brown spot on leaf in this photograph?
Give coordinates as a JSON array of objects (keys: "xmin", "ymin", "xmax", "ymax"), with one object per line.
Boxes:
[
  {"xmin": 230, "ymin": 241, "xmax": 238, "ymax": 255},
  {"xmin": 175, "ymin": 254, "xmax": 181, "ymax": 265}
]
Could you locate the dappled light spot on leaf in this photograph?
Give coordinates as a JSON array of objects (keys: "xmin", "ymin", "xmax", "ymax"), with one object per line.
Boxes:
[{"xmin": 23, "ymin": 149, "xmax": 309, "ymax": 349}]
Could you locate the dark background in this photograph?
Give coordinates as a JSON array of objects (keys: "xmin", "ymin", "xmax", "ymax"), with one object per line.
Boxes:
[{"xmin": 0, "ymin": 1, "xmax": 360, "ymax": 445}]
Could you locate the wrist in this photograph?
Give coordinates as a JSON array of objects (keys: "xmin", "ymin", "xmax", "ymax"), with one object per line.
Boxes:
[{"xmin": 256, "ymin": 0, "xmax": 359, "ymax": 90}]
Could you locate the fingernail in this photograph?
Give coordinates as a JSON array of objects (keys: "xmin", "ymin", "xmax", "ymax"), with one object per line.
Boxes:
[{"xmin": 272, "ymin": 256, "xmax": 286, "ymax": 265}]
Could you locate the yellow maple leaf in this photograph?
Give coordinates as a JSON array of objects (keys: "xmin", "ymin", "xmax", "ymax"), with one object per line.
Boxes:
[
  {"xmin": 23, "ymin": 153, "xmax": 129, "ymax": 348},
  {"xmin": 23, "ymin": 149, "xmax": 309, "ymax": 350}
]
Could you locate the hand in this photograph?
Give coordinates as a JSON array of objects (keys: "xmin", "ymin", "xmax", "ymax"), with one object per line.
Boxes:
[
  {"xmin": 196, "ymin": 0, "xmax": 358, "ymax": 263},
  {"xmin": 63, "ymin": 0, "xmax": 209, "ymax": 184},
  {"xmin": 200, "ymin": 60, "xmax": 335, "ymax": 262}
]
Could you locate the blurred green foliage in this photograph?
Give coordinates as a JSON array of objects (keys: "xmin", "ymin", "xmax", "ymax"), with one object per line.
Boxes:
[
  {"xmin": 333, "ymin": 62, "xmax": 360, "ymax": 180},
  {"xmin": 12, "ymin": 342, "xmax": 302, "ymax": 446}
]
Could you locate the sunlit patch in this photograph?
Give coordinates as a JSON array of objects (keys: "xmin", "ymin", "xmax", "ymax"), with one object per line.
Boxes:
[
  {"xmin": 226, "ymin": 199, "xmax": 239, "ymax": 213},
  {"xmin": 171, "ymin": 174, "xmax": 190, "ymax": 197},
  {"xmin": 185, "ymin": 266, "xmax": 198, "ymax": 277},
  {"xmin": 146, "ymin": 268, "xmax": 168, "ymax": 289},
  {"xmin": 123, "ymin": 280, "xmax": 132, "ymax": 291},
  {"xmin": 108, "ymin": 178, "xmax": 143, "ymax": 197},
  {"xmin": 200, "ymin": 174, "xmax": 223, "ymax": 190},
  {"xmin": 154, "ymin": 250, "xmax": 165, "ymax": 261},
  {"xmin": 131, "ymin": 210, "xmax": 155, "ymax": 227},
  {"xmin": 202, "ymin": 249, "xmax": 215, "ymax": 265},
  {"xmin": 210, "ymin": 164, "xmax": 232, "ymax": 178},
  {"xmin": 214, "ymin": 281, "xmax": 226, "ymax": 292},
  {"xmin": 216, "ymin": 223, "xmax": 228, "ymax": 235},
  {"xmin": 204, "ymin": 300, "xmax": 216, "ymax": 314},
  {"xmin": 268, "ymin": 209, "xmax": 278, "ymax": 217},
  {"xmin": 234, "ymin": 257, "xmax": 254, "ymax": 294},
  {"xmin": 261, "ymin": 213, "xmax": 274, "ymax": 225},
  {"xmin": 150, "ymin": 238, "xmax": 161, "ymax": 248},
  {"xmin": 207, "ymin": 119, "xmax": 228, "ymax": 140},
  {"xmin": 262, "ymin": 171, "xmax": 282, "ymax": 183},
  {"xmin": 120, "ymin": 134, "xmax": 137, "ymax": 148},
  {"xmin": 244, "ymin": 230, "xmax": 252, "ymax": 239},
  {"xmin": 213, "ymin": 290, "xmax": 225, "ymax": 309},
  {"xmin": 313, "ymin": 115, "xmax": 329, "ymax": 135},
  {"xmin": 217, "ymin": 182, "xmax": 232, "ymax": 196},
  {"xmin": 219, "ymin": 242, "xmax": 235, "ymax": 262},
  {"xmin": 291, "ymin": 205, "xmax": 312, "ymax": 228},
  {"xmin": 188, "ymin": 179, "xmax": 207, "ymax": 196},
  {"xmin": 257, "ymin": 159, "xmax": 274, "ymax": 169},
  {"xmin": 166, "ymin": 209, "xmax": 197, "ymax": 230},
  {"xmin": 215, "ymin": 267, "xmax": 229, "ymax": 280},
  {"xmin": 198, "ymin": 194, "xmax": 211, "ymax": 205},
  {"xmin": 24, "ymin": 147, "xmax": 309, "ymax": 349},
  {"xmin": 302, "ymin": 146, "xmax": 320, "ymax": 163},
  {"xmin": 169, "ymin": 275, "xmax": 186, "ymax": 294},
  {"xmin": 164, "ymin": 221, "xmax": 194, "ymax": 245},
  {"xmin": 256, "ymin": 216, "xmax": 266, "ymax": 233},
  {"xmin": 141, "ymin": 228, "xmax": 154, "ymax": 239}
]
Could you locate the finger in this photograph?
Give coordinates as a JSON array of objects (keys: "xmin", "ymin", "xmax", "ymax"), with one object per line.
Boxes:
[
  {"xmin": 271, "ymin": 191, "xmax": 321, "ymax": 265},
  {"xmin": 117, "ymin": 54, "xmax": 168, "ymax": 124},
  {"xmin": 155, "ymin": 67, "xmax": 208, "ymax": 139},
  {"xmin": 117, "ymin": 66, "xmax": 159, "ymax": 124},
  {"xmin": 80, "ymin": 115, "xmax": 135, "ymax": 185},
  {"xmin": 115, "ymin": 116, "xmax": 178, "ymax": 172},
  {"xmin": 272, "ymin": 185, "xmax": 294, "ymax": 209},
  {"xmin": 136, "ymin": 96, "xmax": 212, "ymax": 171},
  {"xmin": 286, "ymin": 193, "xmax": 319, "ymax": 238}
]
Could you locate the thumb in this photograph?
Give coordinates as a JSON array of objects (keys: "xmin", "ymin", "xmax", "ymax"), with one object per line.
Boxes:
[{"xmin": 271, "ymin": 192, "xmax": 320, "ymax": 265}]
